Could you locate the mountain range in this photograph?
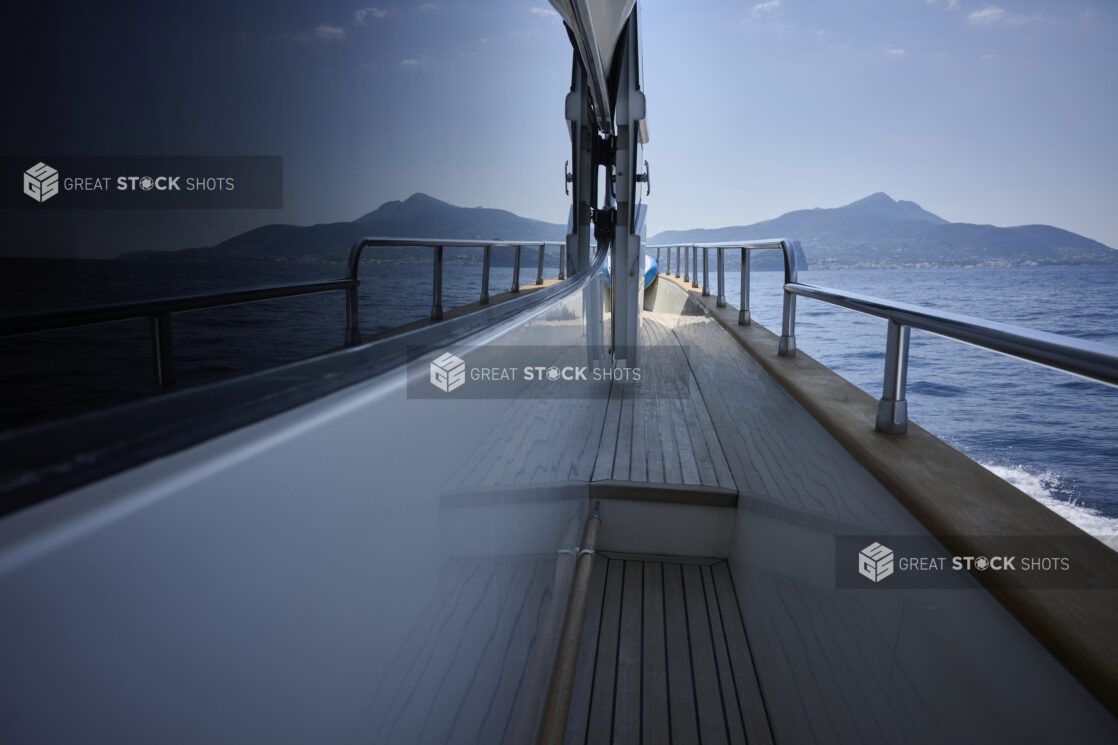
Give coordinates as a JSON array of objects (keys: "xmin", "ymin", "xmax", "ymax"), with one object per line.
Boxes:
[
  {"xmin": 120, "ymin": 193, "xmax": 567, "ymax": 265},
  {"xmin": 650, "ymin": 193, "xmax": 1117, "ymax": 270},
  {"xmin": 120, "ymin": 192, "xmax": 1117, "ymax": 270}
]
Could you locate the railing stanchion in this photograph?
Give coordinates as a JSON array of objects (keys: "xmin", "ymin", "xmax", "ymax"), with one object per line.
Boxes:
[
  {"xmin": 778, "ymin": 240, "xmax": 797, "ymax": 354},
  {"xmin": 512, "ymin": 245, "xmax": 522, "ymax": 293},
  {"xmin": 656, "ymin": 247, "xmax": 661, "ymax": 270},
  {"xmin": 684, "ymin": 245, "xmax": 689, "ymax": 283},
  {"xmin": 739, "ymin": 248, "xmax": 750, "ymax": 324},
  {"xmin": 480, "ymin": 245, "xmax": 491, "ymax": 304},
  {"xmin": 716, "ymin": 248, "xmax": 726, "ymax": 308},
  {"xmin": 431, "ymin": 245, "xmax": 444, "ymax": 320},
  {"xmin": 344, "ymin": 238, "xmax": 366, "ymax": 346},
  {"xmin": 536, "ymin": 244, "xmax": 546, "ymax": 285},
  {"xmin": 778, "ymin": 291, "xmax": 796, "ymax": 355},
  {"xmin": 150, "ymin": 311, "xmax": 175, "ymax": 389},
  {"xmin": 558, "ymin": 243, "xmax": 566, "ymax": 280},
  {"xmin": 876, "ymin": 320, "xmax": 911, "ymax": 434},
  {"xmin": 702, "ymin": 247, "xmax": 710, "ymax": 296},
  {"xmin": 345, "ymin": 287, "xmax": 361, "ymax": 346},
  {"xmin": 691, "ymin": 245, "xmax": 699, "ymax": 288},
  {"xmin": 675, "ymin": 246, "xmax": 680, "ymax": 278}
]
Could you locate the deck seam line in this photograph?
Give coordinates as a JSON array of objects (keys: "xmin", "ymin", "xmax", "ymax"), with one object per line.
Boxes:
[
  {"xmin": 413, "ymin": 562, "xmax": 504, "ymax": 743},
  {"xmin": 590, "ymin": 377, "xmax": 617, "ymax": 485},
  {"xmin": 723, "ymin": 562, "xmax": 777, "ymax": 743},
  {"xmin": 381, "ymin": 563, "xmax": 492, "ymax": 743},
  {"xmin": 700, "ymin": 563, "xmax": 734, "ymax": 742},
  {"xmin": 639, "ymin": 560, "xmax": 646, "ymax": 744},
  {"xmin": 499, "ymin": 565, "xmax": 555, "ymax": 745},
  {"xmin": 442, "ymin": 562, "xmax": 523, "ymax": 741},
  {"xmin": 669, "ymin": 322, "xmax": 739, "ymax": 494},
  {"xmin": 584, "ymin": 557, "xmax": 610, "ymax": 745},
  {"xmin": 610, "ymin": 379, "xmax": 627, "ymax": 480},
  {"xmin": 473, "ymin": 562, "xmax": 541, "ymax": 743},
  {"xmin": 609, "ymin": 559, "xmax": 626, "ymax": 744},
  {"xmin": 663, "ymin": 562, "xmax": 674, "ymax": 745},
  {"xmin": 709, "ymin": 563, "xmax": 749, "ymax": 740},
  {"xmin": 680, "ymin": 563, "xmax": 704, "ymax": 745}
]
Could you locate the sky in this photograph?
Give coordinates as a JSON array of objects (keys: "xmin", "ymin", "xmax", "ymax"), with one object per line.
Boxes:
[{"xmin": 2, "ymin": 0, "xmax": 1116, "ymax": 258}]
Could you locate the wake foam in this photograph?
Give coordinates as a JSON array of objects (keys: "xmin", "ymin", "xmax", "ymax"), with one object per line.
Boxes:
[{"xmin": 981, "ymin": 463, "xmax": 1118, "ymax": 551}]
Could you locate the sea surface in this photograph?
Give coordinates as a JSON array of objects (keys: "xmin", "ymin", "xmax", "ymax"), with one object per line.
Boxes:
[
  {"xmin": 1, "ymin": 258, "xmax": 1116, "ymax": 543},
  {"xmin": 724, "ymin": 264, "xmax": 1118, "ymax": 546}
]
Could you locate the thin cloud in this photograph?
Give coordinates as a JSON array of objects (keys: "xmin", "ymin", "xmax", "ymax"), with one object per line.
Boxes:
[
  {"xmin": 355, "ymin": 7, "xmax": 388, "ymax": 25},
  {"xmin": 286, "ymin": 23, "xmax": 346, "ymax": 43},
  {"xmin": 968, "ymin": 6, "xmax": 1038, "ymax": 26},
  {"xmin": 751, "ymin": 0, "xmax": 781, "ymax": 18},
  {"xmin": 884, "ymin": 47, "xmax": 906, "ymax": 56},
  {"xmin": 401, "ymin": 57, "xmax": 424, "ymax": 68},
  {"xmin": 530, "ymin": 7, "xmax": 561, "ymax": 21},
  {"xmin": 417, "ymin": 3, "xmax": 443, "ymax": 13},
  {"xmin": 315, "ymin": 24, "xmax": 346, "ymax": 41},
  {"xmin": 968, "ymin": 6, "xmax": 1006, "ymax": 24}
]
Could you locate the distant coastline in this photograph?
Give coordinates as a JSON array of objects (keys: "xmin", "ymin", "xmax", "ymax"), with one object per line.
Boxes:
[{"xmin": 98, "ymin": 190, "xmax": 1118, "ymax": 272}]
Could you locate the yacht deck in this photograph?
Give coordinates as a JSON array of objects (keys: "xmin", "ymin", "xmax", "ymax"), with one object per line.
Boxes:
[
  {"xmin": 564, "ymin": 551, "xmax": 773, "ymax": 745},
  {"xmin": 592, "ymin": 316, "xmax": 737, "ymax": 501}
]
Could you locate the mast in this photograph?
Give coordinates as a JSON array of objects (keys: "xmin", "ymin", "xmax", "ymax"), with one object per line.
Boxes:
[{"xmin": 554, "ymin": 0, "xmax": 648, "ymax": 364}]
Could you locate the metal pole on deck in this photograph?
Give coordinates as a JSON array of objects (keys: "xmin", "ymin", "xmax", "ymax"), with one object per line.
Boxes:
[
  {"xmin": 150, "ymin": 312, "xmax": 175, "ymax": 388},
  {"xmin": 431, "ymin": 246, "xmax": 444, "ymax": 320},
  {"xmin": 876, "ymin": 320, "xmax": 910, "ymax": 434},
  {"xmin": 739, "ymin": 248, "xmax": 751, "ymax": 325},
  {"xmin": 512, "ymin": 245, "xmax": 521, "ymax": 293},
  {"xmin": 716, "ymin": 248, "xmax": 726, "ymax": 307},
  {"xmin": 480, "ymin": 245, "xmax": 491, "ymax": 303},
  {"xmin": 702, "ymin": 247, "xmax": 710, "ymax": 296}
]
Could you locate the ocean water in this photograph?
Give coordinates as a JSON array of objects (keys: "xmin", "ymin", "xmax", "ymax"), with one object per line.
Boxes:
[
  {"xmin": 0, "ymin": 256, "xmax": 550, "ymax": 428},
  {"xmin": 721, "ymin": 265, "xmax": 1118, "ymax": 545},
  {"xmin": 1, "ymin": 258, "xmax": 1116, "ymax": 543}
]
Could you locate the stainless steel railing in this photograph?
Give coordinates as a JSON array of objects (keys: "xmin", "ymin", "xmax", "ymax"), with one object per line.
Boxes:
[
  {"xmin": 650, "ymin": 240, "xmax": 800, "ymax": 354},
  {"xmin": 345, "ymin": 238, "xmax": 566, "ymax": 345},
  {"xmin": 0, "ymin": 238, "xmax": 567, "ymax": 389},
  {"xmin": 649, "ymin": 240, "xmax": 1118, "ymax": 434},
  {"xmin": 0, "ymin": 280, "xmax": 356, "ymax": 389}
]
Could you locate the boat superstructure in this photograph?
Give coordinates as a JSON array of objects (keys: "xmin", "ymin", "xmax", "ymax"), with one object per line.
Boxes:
[{"xmin": 1, "ymin": 3, "xmax": 1118, "ymax": 744}]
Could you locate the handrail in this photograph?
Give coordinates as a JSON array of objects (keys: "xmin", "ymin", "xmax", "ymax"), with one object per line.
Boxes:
[
  {"xmin": 655, "ymin": 239, "xmax": 1118, "ymax": 435},
  {"xmin": 784, "ymin": 281, "xmax": 1118, "ymax": 432},
  {"xmin": 345, "ymin": 238, "xmax": 566, "ymax": 345},
  {"xmin": 648, "ymin": 240, "xmax": 800, "ymax": 354},
  {"xmin": 0, "ymin": 242, "xmax": 608, "ymax": 517},
  {"xmin": 0, "ymin": 280, "xmax": 356, "ymax": 336},
  {"xmin": 0, "ymin": 238, "xmax": 568, "ymax": 390},
  {"xmin": 0, "ymin": 279, "xmax": 355, "ymax": 389}
]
